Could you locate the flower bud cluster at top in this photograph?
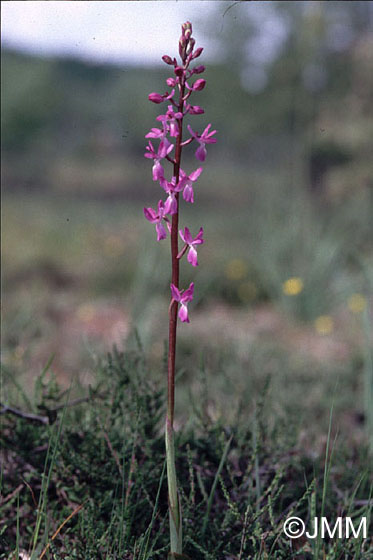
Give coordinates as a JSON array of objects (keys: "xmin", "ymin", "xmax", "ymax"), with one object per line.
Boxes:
[{"xmin": 143, "ymin": 21, "xmax": 216, "ymax": 323}]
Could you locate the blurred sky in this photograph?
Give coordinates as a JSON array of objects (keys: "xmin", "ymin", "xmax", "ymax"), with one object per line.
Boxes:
[{"xmin": 1, "ymin": 1, "xmax": 220, "ymax": 65}]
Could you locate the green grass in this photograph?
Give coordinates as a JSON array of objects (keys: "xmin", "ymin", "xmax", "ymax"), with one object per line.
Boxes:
[
  {"xmin": 2, "ymin": 168, "xmax": 372, "ymax": 557},
  {"xmin": 1, "ymin": 344, "xmax": 372, "ymax": 559}
]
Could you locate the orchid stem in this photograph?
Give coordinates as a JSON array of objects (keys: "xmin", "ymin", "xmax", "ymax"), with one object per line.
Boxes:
[{"xmin": 166, "ymin": 55, "xmax": 186, "ymax": 557}]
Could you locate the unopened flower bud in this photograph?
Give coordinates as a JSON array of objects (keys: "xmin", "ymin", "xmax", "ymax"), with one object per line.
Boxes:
[
  {"xmin": 167, "ymin": 77, "xmax": 177, "ymax": 87},
  {"xmin": 162, "ymin": 55, "xmax": 174, "ymax": 65},
  {"xmin": 189, "ymin": 105, "xmax": 204, "ymax": 115},
  {"xmin": 182, "ymin": 21, "xmax": 192, "ymax": 36},
  {"xmin": 148, "ymin": 92, "xmax": 164, "ymax": 104},
  {"xmin": 193, "ymin": 65, "xmax": 205, "ymax": 74},
  {"xmin": 179, "ymin": 36, "xmax": 187, "ymax": 59},
  {"xmin": 192, "ymin": 47, "xmax": 203, "ymax": 59},
  {"xmin": 186, "ymin": 38, "xmax": 195, "ymax": 55},
  {"xmin": 193, "ymin": 79, "xmax": 206, "ymax": 91}
]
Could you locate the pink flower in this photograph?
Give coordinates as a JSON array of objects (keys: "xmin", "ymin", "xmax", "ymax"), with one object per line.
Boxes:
[
  {"xmin": 144, "ymin": 23, "xmax": 217, "ymax": 319},
  {"xmin": 160, "ymin": 176, "xmax": 183, "ymax": 214},
  {"xmin": 185, "ymin": 104, "xmax": 204, "ymax": 115},
  {"xmin": 143, "ymin": 200, "xmax": 169, "ymax": 241},
  {"xmin": 162, "ymin": 55, "xmax": 175, "ymax": 65},
  {"xmin": 178, "ymin": 167, "xmax": 203, "ymax": 203},
  {"xmin": 157, "ymin": 106, "xmax": 182, "ymax": 138},
  {"xmin": 179, "ymin": 227, "xmax": 204, "ymax": 266},
  {"xmin": 192, "ymin": 79, "xmax": 206, "ymax": 91},
  {"xmin": 181, "ymin": 21, "xmax": 193, "ymax": 38},
  {"xmin": 171, "ymin": 282, "xmax": 194, "ymax": 323},
  {"xmin": 187, "ymin": 124, "xmax": 217, "ymax": 162},
  {"xmin": 148, "ymin": 92, "xmax": 164, "ymax": 104},
  {"xmin": 148, "ymin": 90, "xmax": 175, "ymax": 104},
  {"xmin": 167, "ymin": 77, "xmax": 177, "ymax": 87},
  {"xmin": 186, "ymin": 79, "xmax": 206, "ymax": 92},
  {"xmin": 144, "ymin": 139, "xmax": 174, "ymax": 181},
  {"xmin": 145, "ymin": 126, "xmax": 167, "ymax": 140},
  {"xmin": 192, "ymin": 47, "xmax": 203, "ymax": 59},
  {"xmin": 192, "ymin": 65, "xmax": 205, "ymax": 74}
]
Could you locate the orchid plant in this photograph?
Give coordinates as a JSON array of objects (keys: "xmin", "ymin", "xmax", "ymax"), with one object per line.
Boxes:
[{"xmin": 143, "ymin": 22, "xmax": 216, "ymax": 558}]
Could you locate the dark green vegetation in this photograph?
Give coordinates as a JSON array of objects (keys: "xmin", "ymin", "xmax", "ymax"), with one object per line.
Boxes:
[
  {"xmin": 2, "ymin": 2, "xmax": 373, "ymax": 557},
  {"xmin": 1, "ymin": 347, "xmax": 372, "ymax": 559}
]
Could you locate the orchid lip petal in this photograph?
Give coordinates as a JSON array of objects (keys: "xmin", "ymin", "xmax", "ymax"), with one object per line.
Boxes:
[
  {"xmin": 179, "ymin": 304, "xmax": 189, "ymax": 322},
  {"xmin": 163, "ymin": 197, "xmax": 171, "ymax": 215},
  {"xmin": 183, "ymin": 185, "xmax": 194, "ymax": 203},
  {"xmin": 169, "ymin": 195, "xmax": 178, "ymax": 214},
  {"xmin": 152, "ymin": 161, "xmax": 164, "ymax": 181},
  {"xmin": 187, "ymin": 246, "xmax": 198, "ymax": 266},
  {"xmin": 195, "ymin": 145, "xmax": 206, "ymax": 162},
  {"xmin": 156, "ymin": 222, "xmax": 167, "ymax": 241}
]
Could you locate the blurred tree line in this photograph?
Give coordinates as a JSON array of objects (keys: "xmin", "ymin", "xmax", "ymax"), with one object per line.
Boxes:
[{"xmin": 2, "ymin": 1, "xmax": 372, "ymax": 201}]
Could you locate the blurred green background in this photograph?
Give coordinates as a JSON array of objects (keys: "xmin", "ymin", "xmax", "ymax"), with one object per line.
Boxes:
[{"xmin": 2, "ymin": 2, "xmax": 373, "ymax": 439}]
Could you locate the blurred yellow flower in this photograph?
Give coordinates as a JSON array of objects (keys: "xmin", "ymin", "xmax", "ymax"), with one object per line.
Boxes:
[
  {"xmin": 314, "ymin": 315, "xmax": 334, "ymax": 335},
  {"xmin": 237, "ymin": 281, "xmax": 257, "ymax": 303},
  {"xmin": 348, "ymin": 293, "xmax": 366, "ymax": 313},
  {"xmin": 282, "ymin": 277, "xmax": 304, "ymax": 296},
  {"xmin": 77, "ymin": 303, "xmax": 95, "ymax": 322},
  {"xmin": 225, "ymin": 259, "xmax": 247, "ymax": 281}
]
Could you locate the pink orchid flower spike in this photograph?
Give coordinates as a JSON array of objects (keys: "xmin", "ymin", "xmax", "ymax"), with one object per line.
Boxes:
[
  {"xmin": 179, "ymin": 227, "xmax": 204, "ymax": 266},
  {"xmin": 187, "ymin": 123, "xmax": 217, "ymax": 162},
  {"xmin": 143, "ymin": 200, "xmax": 170, "ymax": 241},
  {"xmin": 144, "ymin": 22, "xmax": 217, "ymax": 557},
  {"xmin": 170, "ymin": 282, "xmax": 194, "ymax": 323}
]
